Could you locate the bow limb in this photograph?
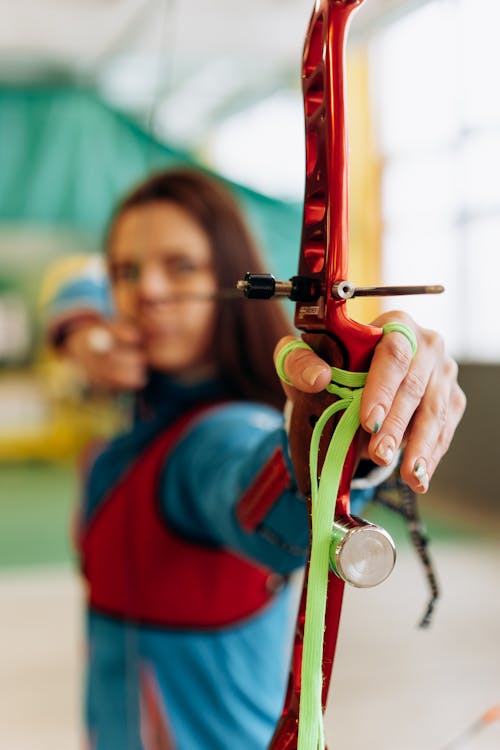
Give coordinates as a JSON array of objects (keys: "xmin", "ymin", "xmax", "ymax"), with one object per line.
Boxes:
[
  {"xmin": 268, "ymin": 2, "xmax": 380, "ymax": 748},
  {"xmin": 297, "ymin": 0, "xmax": 381, "ymax": 365}
]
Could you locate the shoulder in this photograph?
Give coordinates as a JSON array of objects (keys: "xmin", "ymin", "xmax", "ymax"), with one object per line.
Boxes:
[
  {"xmin": 192, "ymin": 401, "xmax": 282, "ymax": 434},
  {"xmin": 197, "ymin": 401, "xmax": 282, "ymax": 429},
  {"xmin": 176, "ymin": 401, "xmax": 284, "ymax": 453}
]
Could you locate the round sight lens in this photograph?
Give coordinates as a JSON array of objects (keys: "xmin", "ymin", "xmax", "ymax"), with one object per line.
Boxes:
[{"xmin": 331, "ymin": 524, "xmax": 396, "ymax": 588}]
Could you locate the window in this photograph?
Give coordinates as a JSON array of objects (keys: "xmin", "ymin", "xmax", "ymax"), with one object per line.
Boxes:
[{"xmin": 371, "ymin": 0, "xmax": 500, "ymax": 361}]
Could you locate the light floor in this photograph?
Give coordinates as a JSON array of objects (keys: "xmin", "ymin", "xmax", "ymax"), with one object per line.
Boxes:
[{"xmin": 0, "ymin": 542, "xmax": 499, "ymax": 750}]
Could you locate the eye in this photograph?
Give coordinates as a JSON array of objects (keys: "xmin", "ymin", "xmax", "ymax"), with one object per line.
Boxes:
[
  {"xmin": 110, "ymin": 262, "xmax": 140, "ymax": 282},
  {"xmin": 169, "ymin": 258, "xmax": 200, "ymax": 276}
]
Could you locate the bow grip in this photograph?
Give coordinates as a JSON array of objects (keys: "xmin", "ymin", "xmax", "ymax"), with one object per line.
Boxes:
[{"xmin": 292, "ymin": 0, "xmax": 380, "ymax": 502}]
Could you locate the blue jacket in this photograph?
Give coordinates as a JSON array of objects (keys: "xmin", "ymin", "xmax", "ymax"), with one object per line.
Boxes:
[{"xmin": 44, "ymin": 258, "xmax": 374, "ymax": 749}]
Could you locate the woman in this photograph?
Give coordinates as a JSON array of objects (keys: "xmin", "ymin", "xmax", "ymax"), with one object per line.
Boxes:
[{"xmin": 45, "ymin": 168, "xmax": 465, "ymax": 750}]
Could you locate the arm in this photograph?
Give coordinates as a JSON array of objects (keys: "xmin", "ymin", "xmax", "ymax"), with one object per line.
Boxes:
[{"xmin": 160, "ymin": 402, "xmax": 374, "ymax": 574}]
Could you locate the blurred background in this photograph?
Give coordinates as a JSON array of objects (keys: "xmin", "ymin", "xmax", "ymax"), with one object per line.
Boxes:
[{"xmin": 0, "ymin": 0, "xmax": 499, "ymax": 748}]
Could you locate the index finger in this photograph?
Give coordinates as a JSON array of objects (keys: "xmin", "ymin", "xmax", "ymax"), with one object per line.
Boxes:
[
  {"xmin": 360, "ymin": 329, "xmax": 414, "ymax": 434},
  {"xmin": 108, "ymin": 319, "xmax": 143, "ymax": 348}
]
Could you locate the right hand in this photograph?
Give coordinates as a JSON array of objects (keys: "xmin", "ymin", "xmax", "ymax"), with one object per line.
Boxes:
[{"xmin": 64, "ymin": 319, "xmax": 147, "ymax": 391}]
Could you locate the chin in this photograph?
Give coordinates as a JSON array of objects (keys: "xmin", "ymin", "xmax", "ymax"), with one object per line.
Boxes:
[
  {"xmin": 146, "ymin": 347, "xmax": 196, "ymax": 373},
  {"xmin": 147, "ymin": 355, "xmax": 185, "ymax": 373},
  {"xmin": 144, "ymin": 337, "xmax": 214, "ymax": 377}
]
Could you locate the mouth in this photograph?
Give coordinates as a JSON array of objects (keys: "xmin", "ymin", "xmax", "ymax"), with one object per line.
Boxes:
[
  {"xmin": 142, "ymin": 325, "xmax": 178, "ymax": 339},
  {"xmin": 138, "ymin": 318, "xmax": 180, "ymax": 340}
]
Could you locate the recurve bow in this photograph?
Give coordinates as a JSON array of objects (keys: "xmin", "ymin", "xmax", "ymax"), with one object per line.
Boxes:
[{"xmin": 238, "ymin": 1, "xmax": 443, "ymax": 747}]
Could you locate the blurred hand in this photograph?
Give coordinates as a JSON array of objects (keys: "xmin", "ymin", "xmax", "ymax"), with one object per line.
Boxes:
[
  {"xmin": 63, "ymin": 319, "xmax": 147, "ymax": 391},
  {"xmin": 274, "ymin": 311, "xmax": 466, "ymax": 494}
]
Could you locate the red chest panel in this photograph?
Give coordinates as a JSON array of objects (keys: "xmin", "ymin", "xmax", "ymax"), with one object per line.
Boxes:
[{"xmin": 80, "ymin": 405, "xmax": 276, "ymax": 629}]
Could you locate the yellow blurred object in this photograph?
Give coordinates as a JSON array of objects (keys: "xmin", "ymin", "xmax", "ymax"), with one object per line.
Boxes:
[
  {"xmin": 347, "ymin": 45, "xmax": 382, "ymax": 324},
  {"xmin": 38, "ymin": 253, "xmax": 105, "ymax": 310},
  {"xmin": 0, "ymin": 353, "xmax": 123, "ymax": 462}
]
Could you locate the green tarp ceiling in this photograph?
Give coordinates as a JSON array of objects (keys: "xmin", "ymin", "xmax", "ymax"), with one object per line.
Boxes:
[{"xmin": 0, "ymin": 86, "xmax": 302, "ymax": 278}]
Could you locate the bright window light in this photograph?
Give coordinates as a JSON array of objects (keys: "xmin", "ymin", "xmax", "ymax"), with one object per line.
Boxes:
[
  {"xmin": 372, "ymin": 0, "xmax": 500, "ymax": 362},
  {"xmin": 460, "ymin": 133, "xmax": 500, "ymax": 214},
  {"xmin": 460, "ymin": 0, "xmax": 500, "ymax": 128},
  {"xmin": 372, "ymin": 1, "xmax": 459, "ymax": 155},
  {"xmin": 206, "ymin": 91, "xmax": 305, "ymax": 202},
  {"xmin": 462, "ymin": 217, "xmax": 500, "ymax": 360}
]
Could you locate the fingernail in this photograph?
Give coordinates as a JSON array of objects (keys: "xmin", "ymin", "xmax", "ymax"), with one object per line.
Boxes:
[
  {"xmin": 367, "ymin": 405, "xmax": 386, "ymax": 434},
  {"xmin": 87, "ymin": 327, "xmax": 113, "ymax": 354},
  {"xmin": 302, "ymin": 365, "xmax": 327, "ymax": 387},
  {"xmin": 375, "ymin": 436, "xmax": 396, "ymax": 465},
  {"xmin": 413, "ymin": 460, "xmax": 429, "ymax": 491}
]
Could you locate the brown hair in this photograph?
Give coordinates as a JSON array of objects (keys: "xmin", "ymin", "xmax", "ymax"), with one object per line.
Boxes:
[{"xmin": 106, "ymin": 167, "xmax": 293, "ymax": 410}]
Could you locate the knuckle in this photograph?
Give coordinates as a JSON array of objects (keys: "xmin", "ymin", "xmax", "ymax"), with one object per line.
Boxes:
[
  {"xmin": 443, "ymin": 356, "xmax": 459, "ymax": 381},
  {"xmin": 423, "ymin": 328, "xmax": 444, "ymax": 354},
  {"xmin": 274, "ymin": 336, "xmax": 297, "ymax": 360},
  {"xmin": 438, "ymin": 431, "xmax": 453, "ymax": 456},
  {"xmin": 432, "ymin": 424, "xmax": 455, "ymax": 465},
  {"xmin": 418, "ymin": 434, "xmax": 435, "ymax": 454},
  {"xmin": 372, "ymin": 380, "xmax": 397, "ymax": 409},
  {"xmin": 385, "ymin": 337, "xmax": 413, "ymax": 371},
  {"xmin": 426, "ymin": 398, "xmax": 448, "ymax": 427},
  {"xmin": 453, "ymin": 386, "xmax": 467, "ymax": 415},
  {"xmin": 402, "ymin": 370, "xmax": 426, "ymax": 401},
  {"xmin": 384, "ymin": 412, "xmax": 408, "ymax": 438},
  {"xmin": 383, "ymin": 309, "xmax": 411, "ymax": 327}
]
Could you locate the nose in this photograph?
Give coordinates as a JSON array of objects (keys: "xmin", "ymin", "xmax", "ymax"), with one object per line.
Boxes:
[{"xmin": 138, "ymin": 262, "xmax": 171, "ymax": 303}]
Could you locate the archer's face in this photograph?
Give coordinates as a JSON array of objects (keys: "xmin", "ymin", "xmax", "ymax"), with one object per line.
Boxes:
[{"xmin": 108, "ymin": 201, "xmax": 218, "ymax": 376}]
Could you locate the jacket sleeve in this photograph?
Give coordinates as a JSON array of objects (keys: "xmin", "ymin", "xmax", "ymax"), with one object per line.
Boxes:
[
  {"xmin": 39, "ymin": 254, "xmax": 112, "ymax": 346},
  {"xmin": 159, "ymin": 403, "xmax": 375, "ymax": 574}
]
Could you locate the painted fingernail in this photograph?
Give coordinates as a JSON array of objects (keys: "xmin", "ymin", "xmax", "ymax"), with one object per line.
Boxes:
[
  {"xmin": 413, "ymin": 460, "xmax": 429, "ymax": 491},
  {"xmin": 302, "ymin": 365, "xmax": 327, "ymax": 387},
  {"xmin": 367, "ymin": 405, "xmax": 386, "ymax": 434},
  {"xmin": 375, "ymin": 436, "xmax": 396, "ymax": 465}
]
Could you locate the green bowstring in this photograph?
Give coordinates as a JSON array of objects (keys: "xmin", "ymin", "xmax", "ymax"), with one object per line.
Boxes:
[
  {"xmin": 275, "ymin": 323, "xmax": 417, "ymax": 750},
  {"xmin": 299, "ymin": 369, "xmax": 366, "ymax": 750}
]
